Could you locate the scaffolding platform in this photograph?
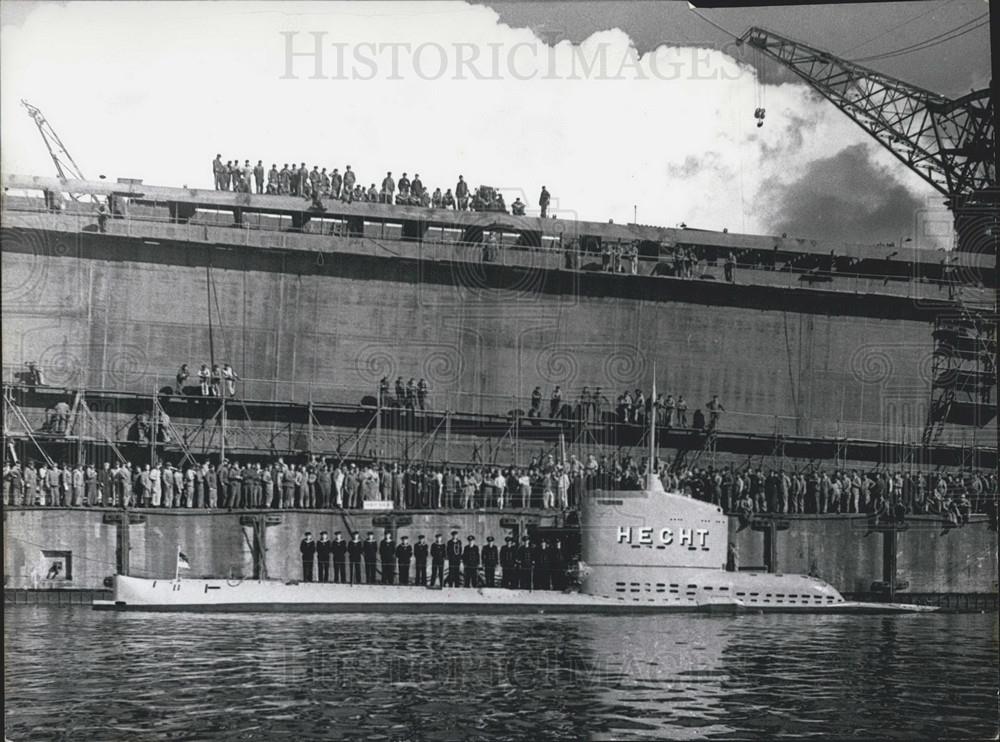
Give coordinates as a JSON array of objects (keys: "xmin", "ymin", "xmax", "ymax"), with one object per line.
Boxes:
[{"xmin": 4, "ymin": 383, "xmax": 996, "ymax": 470}]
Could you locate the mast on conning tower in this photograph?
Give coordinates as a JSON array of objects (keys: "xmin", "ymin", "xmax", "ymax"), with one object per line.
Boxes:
[{"xmin": 647, "ymin": 362, "xmax": 665, "ymax": 492}]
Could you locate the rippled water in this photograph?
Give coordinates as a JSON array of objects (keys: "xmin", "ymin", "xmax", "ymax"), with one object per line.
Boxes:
[{"xmin": 3, "ymin": 608, "xmax": 998, "ymax": 741}]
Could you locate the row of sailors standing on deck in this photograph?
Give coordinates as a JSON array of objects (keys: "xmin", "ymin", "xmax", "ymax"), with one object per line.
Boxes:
[
  {"xmin": 210, "ymin": 156, "xmax": 534, "ymax": 214},
  {"xmin": 299, "ymin": 530, "xmax": 570, "ymax": 589}
]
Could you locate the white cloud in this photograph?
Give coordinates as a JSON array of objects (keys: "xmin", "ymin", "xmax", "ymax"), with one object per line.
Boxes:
[{"xmin": 1, "ymin": 0, "xmax": 940, "ymax": 239}]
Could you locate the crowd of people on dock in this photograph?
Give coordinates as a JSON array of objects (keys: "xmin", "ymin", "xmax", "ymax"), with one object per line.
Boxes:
[
  {"xmin": 211, "ymin": 155, "xmax": 550, "ymax": 218},
  {"xmin": 297, "ymin": 529, "xmax": 571, "ymax": 590},
  {"xmin": 3, "ymin": 454, "xmax": 995, "ymax": 526}
]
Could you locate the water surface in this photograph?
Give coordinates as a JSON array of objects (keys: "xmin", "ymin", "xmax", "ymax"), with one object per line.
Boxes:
[{"xmin": 4, "ymin": 608, "xmax": 998, "ymax": 740}]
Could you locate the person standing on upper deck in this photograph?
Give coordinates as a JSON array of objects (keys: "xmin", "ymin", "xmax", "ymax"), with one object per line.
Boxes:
[
  {"xmin": 266, "ymin": 164, "xmax": 279, "ymax": 194},
  {"xmin": 381, "ymin": 172, "xmax": 396, "ymax": 204},
  {"xmin": 278, "ymin": 164, "xmax": 291, "ymax": 195},
  {"xmin": 292, "ymin": 163, "xmax": 306, "ymax": 196},
  {"xmin": 253, "ymin": 161, "xmax": 265, "ymax": 194},
  {"xmin": 341, "ymin": 166, "xmax": 356, "ymax": 202},
  {"xmin": 212, "ymin": 154, "xmax": 225, "ymax": 190},
  {"xmin": 538, "ymin": 186, "xmax": 551, "ymax": 218},
  {"xmin": 329, "ymin": 168, "xmax": 341, "ymax": 200},
  {"xmin": 239, "ymin": 161, "xmax": 251, "ymax": 193},
  {"xmin": 455, "ymin": 176, "xmax": 469, "ymax": 210}
]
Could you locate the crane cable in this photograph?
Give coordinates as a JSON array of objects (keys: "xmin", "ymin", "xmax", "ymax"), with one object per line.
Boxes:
[
  {"xmin": 850, "ymin": 12, "xmax": 988, "ymax": 63},
  {"xmin": 842, "ymin": 0, "xmax": 957, "ymax": 55},
  {"xmin": 688, "ymin": 8, "xmax": 740, "ymax": 41}
]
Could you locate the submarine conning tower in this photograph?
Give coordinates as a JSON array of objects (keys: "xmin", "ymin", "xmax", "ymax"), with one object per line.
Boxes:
[{"xmin": 579, "ymin": 486, "xmax": 846, "ymax": 608}]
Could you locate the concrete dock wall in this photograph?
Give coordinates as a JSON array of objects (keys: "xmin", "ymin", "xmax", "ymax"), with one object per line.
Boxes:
[
  {"xmin": 6, "ymin": 508, "xmax": 995, "ymax": 596},
  {"xmin": 729, "ymin": 514, "xmax": 998, "ymax": 595},
  {"xmin": 3, "ymin": 507, "xmax": 559, "ymax": 589}
]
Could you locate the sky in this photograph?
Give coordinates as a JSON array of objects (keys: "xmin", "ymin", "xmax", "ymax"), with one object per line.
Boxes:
[{"xmin": 0, "ymin": 0, "xmax": 991, "ymax": 248}]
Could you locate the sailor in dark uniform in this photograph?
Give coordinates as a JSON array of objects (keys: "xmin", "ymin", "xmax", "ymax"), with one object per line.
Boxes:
[
  {"xmin": 299, "ymin": 531, "xmax": 316, "ymax": 582},
  {"xmin": 534, "ymin": 540, "xmax": 552, "ymax": 590},
  {"xmin": 446, "ymin": 531, "xmax": 463, "ymax": 587},
  {"xmin": 316, "ymin": 531, "xmax": 332, "ymax": 582},
  {"xmin": 347, "ymin": 531, "xmax": 363, "ymax": 584},
  {"xmin": 396, "ymin": 536, "xmax": 413, "ymax": 585},
  {"xmin": 462, "ymin": 535, "xmax": 480, "ymax": 588},
  {"xmin": 515, "ymin": 536, "xmax": 532, "ymax": 589},
  {"xmin": 363, "ymin": 532, "xmax": 379, "ymax": 583},
  {"xmin": 551, "ymin": 539, "xmax": 566, "ymax": 590},
  {"xmin": 414, "ymin": 534, "xmax": 429, "ymax": 586},
  {"xmin": 332, "ymin": 531, "xmax": 348, "ymax": 583},
  {"xmin": 379, "ymin": 532, "xmax": 396, "ymax": 584},
  {"xmin": 430, "ymin": 534, "xmax": 446, "ymax": 587},
  {"xmin": 482, "ymin": 536, "xmax": 498, "ymax": 588},
  {"xmin": 499, "ymin": 536, "xmax": 515, "ymax": 588}
]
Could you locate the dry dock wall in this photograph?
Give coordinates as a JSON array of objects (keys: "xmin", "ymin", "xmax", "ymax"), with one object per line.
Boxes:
[
  {"xmin": 3, "ymin": 232, "xmax": 990, "ymax": 448},
  {"xmin": 729, "ymin": 514, "xmax": 998, "ymax": 595},
  {"xmin": 5, "ymin": 509, "xmax": 996, "ymax": 596}
]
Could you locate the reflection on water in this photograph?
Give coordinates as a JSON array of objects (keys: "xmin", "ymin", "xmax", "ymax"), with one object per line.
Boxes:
[{"xmin": 3, "ymin": 609, "xmax": 998, "ymax": 740}]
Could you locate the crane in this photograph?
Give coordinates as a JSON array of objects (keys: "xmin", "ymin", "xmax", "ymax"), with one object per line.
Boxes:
[
  {"xmin": 738, "ymin": 27, "xmax": 995, "ymax": 254},
  {"xmin": 20, "ymin": 99, "xmax": 91, "ymax": 202}
]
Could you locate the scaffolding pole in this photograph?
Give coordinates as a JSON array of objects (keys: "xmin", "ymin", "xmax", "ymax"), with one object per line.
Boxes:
[
  {"xmin": 220, "ymin": 399, "xmax": 227, "ymax": 464},
  {"xmin": 2, "ymin": 388, "xmax": 57, "ymax": 469},
  {"xmin": 80, "ymin": 399, "xmax": 129, "ymax": 467},
  {"xmin": 444, "ymin": 411, "xmax": 451, "ymax": 464},
  {"xmin": 335, "ymin": 411, "xmax": 378, "ymax": 469},
  {"xmin": 149, "ymin": 387, "xmax": 158, "ymax": 467}
]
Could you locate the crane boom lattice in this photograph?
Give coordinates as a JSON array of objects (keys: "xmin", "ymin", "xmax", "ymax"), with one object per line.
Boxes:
[
  {"xmin": 739, "ymin": 27, "xmax": 995, "ymax": 245},
  {"xmin": 20, "ymin": 99, "xmax": 91, "ymax": 202}
]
